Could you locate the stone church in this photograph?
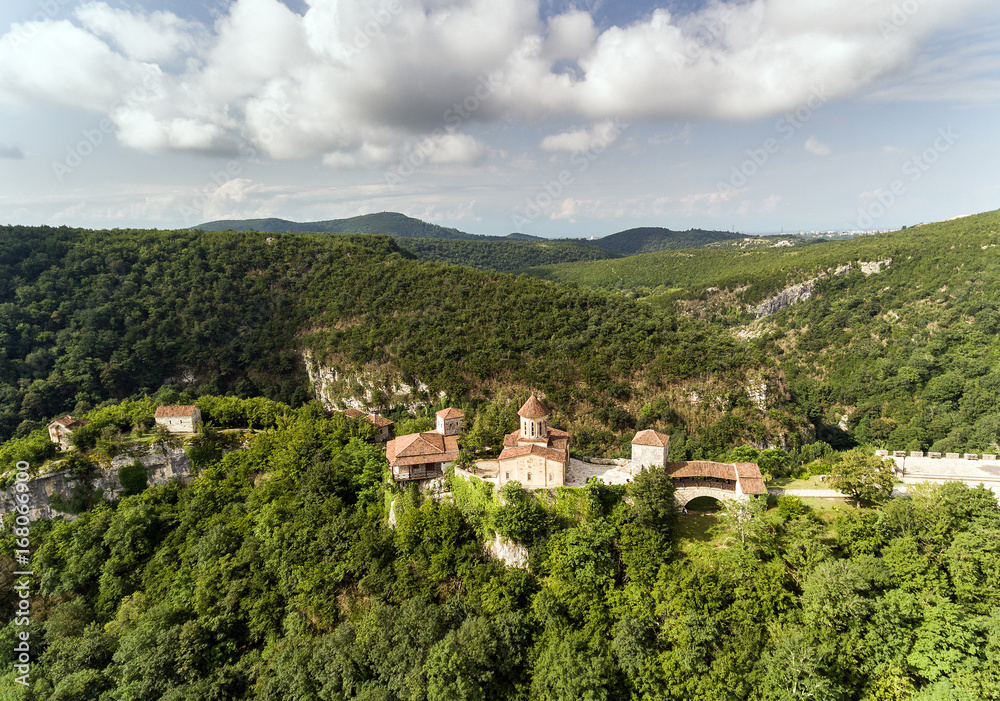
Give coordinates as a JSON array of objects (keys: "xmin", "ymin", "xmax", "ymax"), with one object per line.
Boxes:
[{"xmin": 498, "ymin": 395, "xmax": 571, "ymax": 488}]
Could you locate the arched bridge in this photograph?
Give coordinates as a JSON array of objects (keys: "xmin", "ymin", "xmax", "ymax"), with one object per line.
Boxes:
[{"xmin": 664, "ymin": 462, "xmax": 766, "ymax": 506}]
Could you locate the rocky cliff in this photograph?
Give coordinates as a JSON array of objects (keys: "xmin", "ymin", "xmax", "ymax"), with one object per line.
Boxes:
[{"xmin": 0, "ymin": 445, "xmax": 194, "ymax": 522}]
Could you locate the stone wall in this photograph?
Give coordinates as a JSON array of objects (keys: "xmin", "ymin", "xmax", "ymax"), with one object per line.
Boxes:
[
  {"xmin": 0, "ymin": 446, "xmax": 194, "ymax": 522},
  {"xmin": 630, "ymin": 444, "xmax": 668, "ymax": 468}
]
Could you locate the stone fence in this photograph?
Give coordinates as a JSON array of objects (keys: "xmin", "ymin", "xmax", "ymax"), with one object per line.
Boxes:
[{"xmin": 876, "ymin": 450, "xmax": 999, "ymax": 461}]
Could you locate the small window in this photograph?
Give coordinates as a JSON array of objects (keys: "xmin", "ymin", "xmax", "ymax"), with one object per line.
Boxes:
[
  {"xmin": 505, "ymin": 472, "xmax": 509, "ymax": 480},
  {"xmin": 549, "ymin": 473, "xmax": 553, "ymax": 481},
  {"xmin": 527, "ymin": 472, "xmax": 532, "ymax": 482}
]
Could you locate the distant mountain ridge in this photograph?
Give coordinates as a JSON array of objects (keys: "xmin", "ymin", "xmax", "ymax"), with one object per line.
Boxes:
[
  {"xmin": 195, "ymin": 212, "xmax": 494, "ymax": 240},
  {"xmin": 568, "ymin": 227, "xmax": 745, "ymax": 256},
  {"xmin": 195, "ymin": 213, "xmax": 742, "ymax": 252}
]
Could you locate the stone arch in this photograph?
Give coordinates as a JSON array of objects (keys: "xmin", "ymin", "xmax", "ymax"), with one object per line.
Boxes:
[{"xmin": 674, "ymin": 487, "xmax": 749, "ymax": 507}]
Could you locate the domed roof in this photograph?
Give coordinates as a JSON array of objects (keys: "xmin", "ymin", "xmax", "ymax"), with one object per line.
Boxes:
[{"xmin": 518, "ymin": 394, "xmax": 550, "ymax": 419}]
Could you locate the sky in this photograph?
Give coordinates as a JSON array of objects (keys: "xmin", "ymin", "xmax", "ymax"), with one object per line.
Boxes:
[{"xmin": 1, "ymin": 0, "xmax": 999, "ymax": 238}]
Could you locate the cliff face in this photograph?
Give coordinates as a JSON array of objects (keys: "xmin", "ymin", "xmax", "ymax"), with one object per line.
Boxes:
[
  {"xmin": 753, "ymin": 280, "xmax": 816, "ymax": 316},
  {"xmin": 0, "ymin": 446, "xmax": 194, "ymax": 522},
  {"xmin": 302, "ymin": 349, "xmax": 431, "ymax": 412},
  {"xmin": 751, "ymin": 259, "xmax": 893, "ymax": 317}
]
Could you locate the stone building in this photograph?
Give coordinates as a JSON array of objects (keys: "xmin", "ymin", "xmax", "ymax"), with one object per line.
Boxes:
[
  {"xmin": 436, "ymin": 407, "xmax": 464, "ymax": 436},
  {"xmin": 154, "ymin": 405, "xmax": 202, "ymax": 434},
  {"xmin": 386, "ymin": 407, "xmax": 462, "ymax": 481},
  {"xmin": 498, "ymin": 395, "xmax": 571, "ymax": 488},
  {"xmin": 47, "ymin": 415, "xmax": 89, "ymax": 450},
  {"xmin": 345, "ymin": 408, "xmax": 395, "ymax": 443},
  {"xmin": 630, "ymin": 429, "xmax": 670, "ymax": 468}
]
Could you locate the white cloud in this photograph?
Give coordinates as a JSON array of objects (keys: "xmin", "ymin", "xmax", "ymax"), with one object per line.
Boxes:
[
  {"xmin": 75, "ymin": 2, "xmax": 205, "ymax": 62},
  {"xmin": 540, "ymin": 120, "xmax": 622, "ymax": 153},
  {"xmin": 761, "ymin": 194, "xmax": 782, "ymax": 213},
  {"xmin": 0, "ymin": 0, "xmax": 992, "ymax": 166},
  {"xmin": 804, "ymin": 136, "xmax": 832, "ymax": 156}
]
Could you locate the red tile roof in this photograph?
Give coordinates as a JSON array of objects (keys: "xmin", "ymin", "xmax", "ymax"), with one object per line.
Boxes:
[
  {"xmin": 436, "ymin": 407, "xmax": 464, "ymax": 419},
  {"xmin": 503, "ymin": 427, "xmax": 570, "ymax": 447},
  {"xmin": 344, "ymin": 408, "xmax": 394, "ymax": 428},
  {"xmin": 664, "ymin": 461, "xmax": 766, "ymax": 494},
  {"xmin": 631, "ymin": 429, "xmax": 670, "ymax": 447},
  {"xmin": 386, "ymin": 431, "xmax": 459, "ymax": 467},
  {"xmin": 49, "ymin": 415, "xmax": 89, "ymax": 430},
  {"xmin": 369, "ymin": 414, "xmax": 394, "ymax": 428},
  {"xmin": 499, "ymin": 443, "xmax": 567, "ymax": 464},
  {"xmin": 518, "ymin": 395, "xmax": 549, "ymax": 419},
  {"xmin": 154, "ymin": 405, "xmax": 199, "ymax": 418}
]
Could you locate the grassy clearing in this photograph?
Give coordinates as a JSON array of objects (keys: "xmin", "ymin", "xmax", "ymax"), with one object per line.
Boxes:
[{"xmin": 675, "ymin": 512, "xmax": 718, "ymax": 544}]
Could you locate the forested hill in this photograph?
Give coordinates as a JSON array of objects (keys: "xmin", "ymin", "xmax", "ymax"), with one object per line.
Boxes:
[
  {"xmin": 530, "ymin": 209, "xmax": 1000, "ymax": 454},
  {"xmin": 196, "ymin": 211, "xmax": 485, "ymax": 239},
  {"xmin": 5, "ymin": 396, "xmax": 1000, "ymax": 699},
  {"xmin": 0, "ymin": 226, "xmax": 780, "ymax": 453},
  {"xmin": 195, "ymin": 215, "xmax": 741, "ymax": 272},
  {"xmin": 394, "ymin": 237, "xmax": 618, "ymax": 272},
  {"xmin": 568, "ymin": 226, "xmax": 744, "ymax": 256}
]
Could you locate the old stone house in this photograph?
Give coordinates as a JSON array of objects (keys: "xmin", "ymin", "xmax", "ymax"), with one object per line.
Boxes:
[
  {"xmin": 154, "ymin": 405, "xmax": 202, "ymax": 434},
  {"xmin": 498, "ymin": 395, "xmax": 571, "ymax": 488},
  {"xmin": 47, "ymin": 415, "xmax": 89, "ymax": 450},
  {"xmin": 345, "ymin": 408, "xmax": 395, "ymax": 443},
  {"xmin": 386, "ymin": 407, "xmax": 463, "ymax": 481},
  {"xmin": 630, "ymin": 429, "xmax": 670, "ymax": 467},
  {"xmin": 436, "ymin": 407, "xmax": 465, "ymax": 436}
]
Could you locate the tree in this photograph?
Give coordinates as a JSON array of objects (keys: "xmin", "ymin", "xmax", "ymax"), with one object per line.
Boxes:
[
  {"xmin": 712, "ymin": 496, "xmax": 773, "ymax": 560},
  {"xmin": 829, "ymin": 450, "xmax": 895, "ymax": 507},
  {"xmin": 117, "ymin": 460, "xmax": 148, "ymax": 497},
  {"xmin": 626, "ymin": 465, "xmax": 678, "ymax": 539},
  {"xmin": 759, "ymin": 624, "xmax": 842, "ymax": 701},
  {"xmin": 530, "ymin": 633, "xmax": 611, "ymax": 701}
]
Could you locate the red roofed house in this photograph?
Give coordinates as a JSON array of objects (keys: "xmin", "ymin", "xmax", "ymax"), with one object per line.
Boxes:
[
  {"xmin": 47, "ymin": 415, "xmax": 89, "ymax": 450},
  {"xmin": 386, "ymin": 407, "xmax": 463, "ymax": 481},
  {"xmin": 631, "ymin": 429, "xmax": 670, "ymax": 468},
  {"xmin": 498, "ymin": 395, "xmax": 571, "ymax": 488},
  {"xmin": 436, "ymin": 407, "xmax": 465, "ymax": 436},
  {"xmin": 154, "ymin": 405, "xmax": 202, "ymax": 434},
  {"xmin": 345, "ymin": 408, "xmax": 395, "ymax": 443}
]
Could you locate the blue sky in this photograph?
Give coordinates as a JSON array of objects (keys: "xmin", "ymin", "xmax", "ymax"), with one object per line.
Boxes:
[{"xmin": 1, "ymin": 0, "xmax": 999, "ymax": 237}]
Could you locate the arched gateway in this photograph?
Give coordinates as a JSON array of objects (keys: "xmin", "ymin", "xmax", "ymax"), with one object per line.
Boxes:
[{"xmin": 664, "ymin": 461, "xmax": 767, "ymax": 506}]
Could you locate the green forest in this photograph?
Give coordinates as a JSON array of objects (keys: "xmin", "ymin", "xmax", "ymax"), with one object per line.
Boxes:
[
  {"xmin": 5, "ymin": 212, "xmax": 1000, "ymax": 462},
  {"xmin": 526, "ymin": 210, "xmax": 1000, "ymax": 454},
  {"xmin": 2, "ymin": 398, "xmax": 999, "ymax": 700},
  {"xmin": 0, "ymin": 225, "xmax": 781, "ymax": 459},
  {"xmin": 4, "ymin": 213, "xmax": 1000, "ymax": 700}
]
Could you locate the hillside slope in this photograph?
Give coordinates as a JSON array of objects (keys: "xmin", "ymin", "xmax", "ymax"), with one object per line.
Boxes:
[
  {"xmin": 0, "ymin": 226, "xmax": 780, "ymax": 455},
  {"xmin": 570, "ymin": 226, "xmax": 744, "ymax": 255},
  {"xmin": 196, "ymin": 211, "xmax": 483, "ymax": 239}
]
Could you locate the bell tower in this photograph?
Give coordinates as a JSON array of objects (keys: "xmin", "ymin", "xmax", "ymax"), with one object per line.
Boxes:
[{"xmin": 518, "ymin": 395, "xmax": 549, "ymax": 443}]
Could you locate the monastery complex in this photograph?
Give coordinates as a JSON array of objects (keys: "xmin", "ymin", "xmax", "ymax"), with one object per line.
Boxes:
[{"xmin": 385, "ymin": 393, "xmax": 767, "ymax": 504}]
